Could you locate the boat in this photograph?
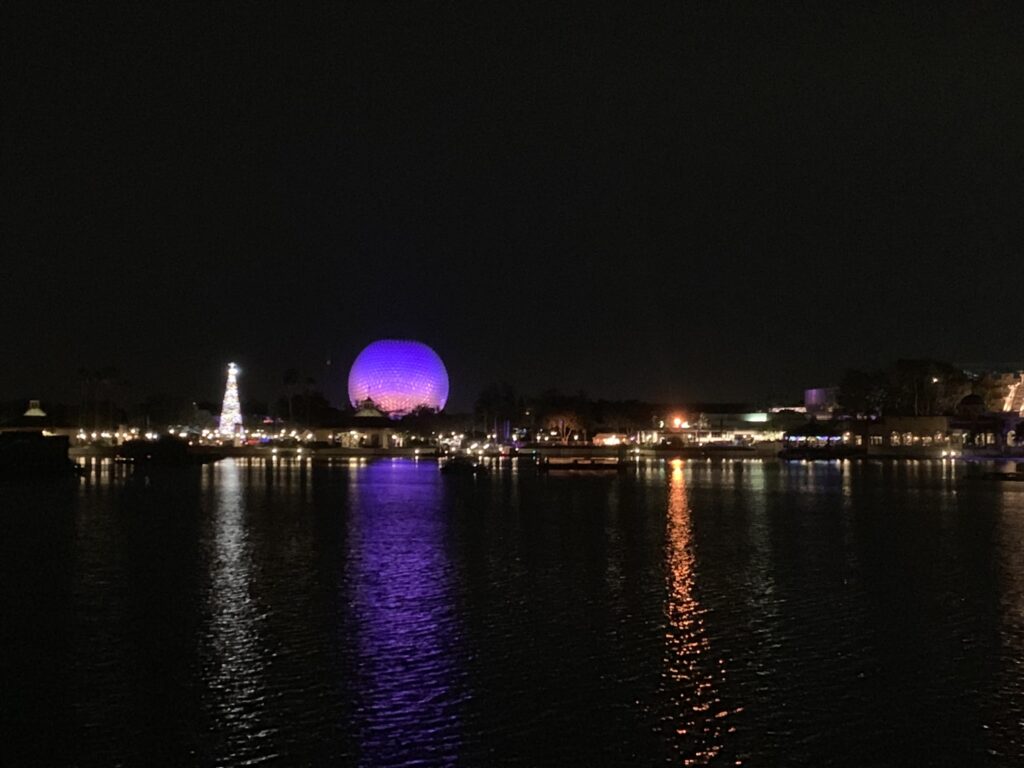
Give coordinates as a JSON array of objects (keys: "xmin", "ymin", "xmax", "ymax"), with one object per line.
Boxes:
[
  {"xmin": 537, "ymin": 456, "xmax": 627, "ymax": 472},
  {"xmin": 439, "ymin": 456, "xmax": 489, "ymax": 475}
]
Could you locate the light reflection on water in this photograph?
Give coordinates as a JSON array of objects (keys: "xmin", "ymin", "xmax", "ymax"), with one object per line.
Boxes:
[
  {"xmin": 993, "ymin": 487, "xmax": 1024, "ymax": 759},
  {"xmin": 662, "ymin": 459, "xmax": 732, "ymax": 765},
  {"xmin": 346, "ymin": 460, "xmax": 465, "ymax": 767},
  {"xmin": 203, "ymin": 459, "xmax": 271, "ymax": 757},
  {"xmin": 2, "ymin": 458, "xmax": 1024, "ymax": 766}
]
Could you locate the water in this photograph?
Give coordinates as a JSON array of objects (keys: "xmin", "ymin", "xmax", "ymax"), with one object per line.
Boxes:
[{"xmin": 2, "ymin": 458, "xmax": 1023, "ymax": 766}]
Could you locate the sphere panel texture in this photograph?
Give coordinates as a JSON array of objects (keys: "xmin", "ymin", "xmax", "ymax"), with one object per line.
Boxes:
[{"xmin": 347, "ymin": 339, "xmax": 449, "ymax": 416}]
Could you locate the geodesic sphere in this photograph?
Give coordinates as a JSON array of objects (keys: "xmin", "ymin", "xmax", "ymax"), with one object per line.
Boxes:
[{"xmin": 347, "ymin": 339, "xmax": 449, "ymax": 416}]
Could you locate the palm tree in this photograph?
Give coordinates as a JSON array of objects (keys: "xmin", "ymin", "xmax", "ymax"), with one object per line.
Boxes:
[
  {"xmin": 304, "ymin": 376, "xmax": 316, "ymax": 426},
  {"xmin": 78, "ymin": 367, "xmax": 93, "ymax": 429},
  {"xmin": 96, "ymin": 366, "xmax": 119, "ymax": 428},
  {"xmin": 283, "ymin": 368, "xmax": 299, "ymax": 424}
]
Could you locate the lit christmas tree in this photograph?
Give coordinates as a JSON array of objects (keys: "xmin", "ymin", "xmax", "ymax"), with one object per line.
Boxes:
[{"xmin": 218, "ymin": 362, "xmax": 242, "ymax": 437}]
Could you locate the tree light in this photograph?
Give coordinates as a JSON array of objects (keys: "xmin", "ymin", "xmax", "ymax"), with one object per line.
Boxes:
[{"xmin": 218, "ymin": 362, "xmax": 242, "ymax": 437}]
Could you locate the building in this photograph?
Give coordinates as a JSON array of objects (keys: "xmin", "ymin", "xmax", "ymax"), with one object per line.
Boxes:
[
  {"xmin": 846, "ymin": 416, "xmax": 962, "ymax": 457},
  {"xmin": 950, "ymin": 393, "xmax": 1021, "ymax": 453},
  {"xmin": 659, "ymin": 404, "xmax": 806, "ymax": 446},
  {"xmin": 347, "ymin": 339, "xmax": 449, "ymax": 417},
  {"xmin": 825, "ymin": 393, "xmax": 1022, "ymax": 458},
  {"xmin": 328, "ymin": 400, "xmax": 402, "ymax": 449},
  {"xmin": 1002, "ymin": 372, "xmax": 1024, "ymax": 416},
  {"xmin": 0, "ymin": 400, "xmax": 76, "ymax": 438}
]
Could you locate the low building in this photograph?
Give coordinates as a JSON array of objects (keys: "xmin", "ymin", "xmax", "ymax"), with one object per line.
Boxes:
[
  {"xmin": 949, "ymin": 395, "xmax": 1021, "ymax": 453},
  {"xmin": 781, "ymin": 420, "xmax": 858, "ymax": 458},
  {"xmin": 0, "ymin": 400, "xmax": 77, "ymax": 439},
  {"xmin": 592, "ymin": 433, "xmax": 629, "ymax": 446},
  {"xmin": 661, "ymin": 404, "xmax": 805, "ymax": 445},
  {"xmin": 327, "ymin": 400, "xmax": 402, "ymax": 449},
  {"xmin": 846, "ymin": 416, "xmax": 962, "ymax": 458}
]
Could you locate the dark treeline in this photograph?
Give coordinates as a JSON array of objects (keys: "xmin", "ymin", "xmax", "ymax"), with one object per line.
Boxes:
[
  {"xmin": 1, "ymin": 364, "xmax": 346, "ymax": 429},
  {"xmin": 474, "ymin": 382, "xmax": 664, "ymax": 437},
  {"xmin": 837, "ymin": 359, "xmax": 1010, "ymax": 418}
]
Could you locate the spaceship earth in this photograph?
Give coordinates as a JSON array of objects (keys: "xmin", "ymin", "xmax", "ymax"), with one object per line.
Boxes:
[{"xmin": 347, "ymin": 339, "xmax": 449, "ymax": 416}]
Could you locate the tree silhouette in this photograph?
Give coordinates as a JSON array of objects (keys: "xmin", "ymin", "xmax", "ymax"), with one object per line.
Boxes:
[
  {"xmin": 283, "ymin": 368, "xmax": 299, "ymax": 423},
  {"xmin": 304, "ymin": 376, "xmax": 316, "ymax": 426}
]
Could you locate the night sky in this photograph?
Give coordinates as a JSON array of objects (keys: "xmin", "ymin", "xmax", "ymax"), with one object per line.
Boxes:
[{"xmin": 4, "ymin": 3, "xmax": 1022, "ymax": 410}]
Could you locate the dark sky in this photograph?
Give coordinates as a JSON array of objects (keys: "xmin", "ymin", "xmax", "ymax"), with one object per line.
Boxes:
[{"xmin": 4, "ymin": 3, "xmax": 1022, "ymax": 410}]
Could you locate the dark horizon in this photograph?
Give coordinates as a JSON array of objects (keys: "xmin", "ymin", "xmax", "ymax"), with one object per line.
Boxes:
[{"xmin": 5, "ymin": 4, "xmax": 1022, "ymax": 410}]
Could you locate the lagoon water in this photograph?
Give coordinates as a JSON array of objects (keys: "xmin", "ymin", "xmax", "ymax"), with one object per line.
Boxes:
[{"xmin": 2, "ymin": 458, "xmax": 1023, "ymax": 766}]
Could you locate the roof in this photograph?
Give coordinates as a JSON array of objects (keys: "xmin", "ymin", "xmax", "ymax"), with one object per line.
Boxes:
[
  {"xmin": 352, "ymin": 399, "xmax": 387, "ymax": 418},
  {"xmin": 331, "ymin": 415, "xmax": 395, "ymax": 429},
  {"xmin": 23, "ymin": 400, "xmax": 46, "ymax": 417},
  {"xmin": 0, "ymin": 413, "xmax": 64, "ymax": 430}
]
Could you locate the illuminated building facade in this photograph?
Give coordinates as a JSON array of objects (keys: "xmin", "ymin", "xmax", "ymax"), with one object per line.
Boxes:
[
  {"xmin": 1003, "ymin": 372, "xmax": 1024, "ymax": 416},
  {"xmin": 347, "ymin": 339, "xmax": 449, "ymax": 418}
]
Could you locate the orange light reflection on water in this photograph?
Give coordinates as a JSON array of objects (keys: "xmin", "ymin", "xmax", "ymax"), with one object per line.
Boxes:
[{"xmin": 664, "ymin": 459, "xmax": 736, "ymax": 765}]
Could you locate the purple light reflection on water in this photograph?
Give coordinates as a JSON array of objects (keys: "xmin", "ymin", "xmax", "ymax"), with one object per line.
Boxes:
[{"xmin": 345, "ymin": 460, "xmax": 466, "ymax": 765}]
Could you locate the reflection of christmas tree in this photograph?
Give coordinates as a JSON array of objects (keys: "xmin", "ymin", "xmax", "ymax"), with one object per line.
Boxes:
[{"xmin": 218, "ymin": 362, "xmax": 242, "ymax": 437}]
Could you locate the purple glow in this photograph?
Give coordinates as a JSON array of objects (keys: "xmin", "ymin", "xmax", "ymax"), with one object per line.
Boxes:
[{"xmin": 347, "ymin": 339, "xmax": 449, "ymax": 416}]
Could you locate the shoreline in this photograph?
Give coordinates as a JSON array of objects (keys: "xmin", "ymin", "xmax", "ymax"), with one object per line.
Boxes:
[{"xmin": 68, "ymin": 443, "xmax": 1024, "ymax": 466}]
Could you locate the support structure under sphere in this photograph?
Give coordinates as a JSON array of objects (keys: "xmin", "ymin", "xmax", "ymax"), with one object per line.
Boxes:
[{"xmin": 347, "ymin": 340, "xmax": 449, "ymax": 416}]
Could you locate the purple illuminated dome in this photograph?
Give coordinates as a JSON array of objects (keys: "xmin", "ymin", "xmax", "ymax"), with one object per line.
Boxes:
[{"xmin": 347, "ymin": 339, "xmax": 450, "ymax": 417}]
